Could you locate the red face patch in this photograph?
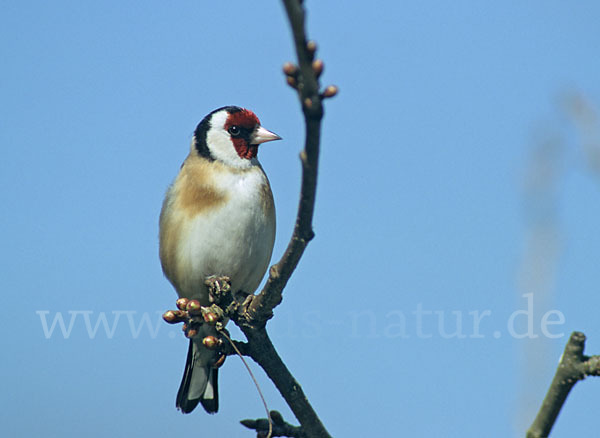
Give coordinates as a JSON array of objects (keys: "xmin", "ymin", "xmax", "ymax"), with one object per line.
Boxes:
[
  {"xmin": 232, "ymin": 142, "xmax": 258, "ymax": 159},
  {"xmin": 225, "ymin": 109, "xmax": 261, "ymax": 160},
  {"xmin": 225, "ymin": 109, "xmax": 260, "ymax": 130}
]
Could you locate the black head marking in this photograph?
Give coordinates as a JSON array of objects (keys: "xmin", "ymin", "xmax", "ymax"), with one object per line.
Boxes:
[{"xmin": 193, "ymin": 106, "xmax": 243, "ymax": 160}]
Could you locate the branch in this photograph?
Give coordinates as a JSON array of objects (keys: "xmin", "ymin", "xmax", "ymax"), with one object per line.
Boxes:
[
  {"xmin": 164, "ymin": 277, "xmax": 333, "ymax": 437},
  {"xmin": 241, "ymin": 410, "xmax": 306, "ymax": 438},
  {"xmin": 241, "ymin": 326, "xmax": 331, "ymax": 438},
  {"xmin": 233, "ymin": 2, "xmax": 336, "ymax": 434},
  {"xmin": 526, "ymin": 332, "xmax": 600, "ymax": 438},
  {"xmin": 246, "ymin": 0, "xmax": 337, "ymax": 325}
]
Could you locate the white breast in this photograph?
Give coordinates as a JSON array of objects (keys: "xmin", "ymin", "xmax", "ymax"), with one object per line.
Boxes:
[{"xmin": 164, "ymin": 165, "xmax": 276, "ymax": 303}]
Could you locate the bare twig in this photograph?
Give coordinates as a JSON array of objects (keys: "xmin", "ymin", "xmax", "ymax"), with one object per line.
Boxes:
[
  {"xmin": 165, "ymin": 277, "xmax": 332, "ymax": 437},
  {"xmin": 221, "ymin": 330, "xmax": 273, "ymax": 438},
  {"xmin": 246, "ymin": 0, "xmax": 337, "ymax": 325},
  {"xmin": 200, "ymin": 276, "xmax": 331, "ymax": 437},
  {"xmin": 526, "ymin": 332, "xmax": 600, "ymax": 438},
  {"xmin": 241, "ymin": 326, "xmax": 331, "ymax": 438},
  {"xmin": 241, "ymin": 410, "xmax": 306, "ymax": 438}
]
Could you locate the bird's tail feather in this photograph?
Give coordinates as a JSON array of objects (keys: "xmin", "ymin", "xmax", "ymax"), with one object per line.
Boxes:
[{"xmin": 176, "ymin": 337, "xmax": 219, "ymax": 414}]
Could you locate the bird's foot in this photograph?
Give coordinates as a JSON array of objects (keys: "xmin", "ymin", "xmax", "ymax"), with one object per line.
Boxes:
[
  {"xmin": 204, "ymin": 275, "xmax": 231, "ymax": 304},
  {"xmin": 240, "ymin": 294, "xmax": 254, "ymax": 314},
  {"xmin": 205, "ymin": 275, "xmax": 250, "ymax": 319}
]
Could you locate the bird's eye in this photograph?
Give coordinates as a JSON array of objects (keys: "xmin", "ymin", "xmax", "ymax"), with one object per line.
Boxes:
[{"xmin": 228, "ymin": 125, "xmax": 241, "ymax": 136}]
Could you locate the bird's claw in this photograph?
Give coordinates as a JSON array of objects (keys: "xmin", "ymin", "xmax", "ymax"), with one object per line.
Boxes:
[{"xmin": 205, "ymin": 275, "xmax": 231, "ymax": 303}]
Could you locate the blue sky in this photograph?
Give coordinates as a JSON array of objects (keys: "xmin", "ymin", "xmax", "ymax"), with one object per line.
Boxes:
[{"xmin": 2, "ymin": 1, "xmax": 600, "ymax": 437}]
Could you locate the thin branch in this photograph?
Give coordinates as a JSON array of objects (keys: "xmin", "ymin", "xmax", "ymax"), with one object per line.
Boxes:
[
  {"xmin": 221, "ymin": 330, "xmax": 273, "ymax": 438},
  {"xmin": 241, "ymin": 410, "xmax": 306, "ymax": 438},
  {"xmin": 526, "ymin": 331, "xmax": 600, "ymax": 438},
  {"xmin": 162, "ymin": 293, "xmax": 331, "ymax": 437},
  {"xmin": 241, "ymin": 327, "xmax": 330, "ymax": 438},
  {"xmin": 246, "ymin": 0, "xmax": 335, "ymax": 325}
]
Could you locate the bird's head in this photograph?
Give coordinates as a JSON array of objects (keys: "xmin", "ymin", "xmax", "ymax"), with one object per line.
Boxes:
[{"xmin": 193, "ymin": 106, "xmax": 281, "ymax": 168}]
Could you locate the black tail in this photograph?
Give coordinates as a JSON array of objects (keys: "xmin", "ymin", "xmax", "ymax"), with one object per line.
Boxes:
[{"xmin": 176, "ymin": 339, "xmax": 219, "ymax": 414}]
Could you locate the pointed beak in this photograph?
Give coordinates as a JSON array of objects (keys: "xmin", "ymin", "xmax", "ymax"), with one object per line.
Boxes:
[{"xmin": 251, "ymin": 126, "xmax": 282, "ymax": 145}]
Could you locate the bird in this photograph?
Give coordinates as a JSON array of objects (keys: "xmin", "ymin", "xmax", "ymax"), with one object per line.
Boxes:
[{"xmin": 159, "ymin": 106, "xmax": 280, "ymax": 414}]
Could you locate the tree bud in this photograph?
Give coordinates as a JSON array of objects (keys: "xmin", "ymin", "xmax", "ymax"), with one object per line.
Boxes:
[
  {"xmin": 162, "ymin": 310, "xmax": 178, "ymax": 323},
  {"xmin": 202, "ymin": 336, "xmax": 220, "ymax": 350},
  {"xmin": 186, "ymin": 300, "xmax": 201, "ymax": 314},
  {"xmin": 176, "ymin": 298, "xmax": 189, "ymax": 310},
  {"xmin": 213, "ymin": 354, "xmax": 226, "ymax": 369},
  {"xmin": 203, "ymin": 312, "xmax": 218, "ymax": 324},
  {"xmin": 282, "ymin": 62, "xmax": 297, "ymax": 76},
  {"xmin": 322, "ymin": 85, "xmax": 338, "ymax": 98},
  {"xmin": 312, "ymin": 59, "xmax": 324, "ymax": 76}
]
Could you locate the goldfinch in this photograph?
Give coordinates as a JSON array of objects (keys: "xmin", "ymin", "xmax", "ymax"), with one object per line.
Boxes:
[{"xmin": 159, "ymin": 106, "xmax": 280, "ymax": 413}]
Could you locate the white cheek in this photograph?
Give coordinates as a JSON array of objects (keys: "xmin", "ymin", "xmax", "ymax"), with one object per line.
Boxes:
[
  {"xmin": 206, "ymin": 111, "xmax": 253, "ymax": 169},
  {"xmin": 206, "ymin": 129, "xmax": 241, "ymax": 164}
]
